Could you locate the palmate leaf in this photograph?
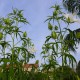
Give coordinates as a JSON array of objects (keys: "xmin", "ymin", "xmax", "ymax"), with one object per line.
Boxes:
[
  {"xmin": 64, "ymin": 28, "xmax": 80, "ymax": 52},
  {"xmin": 63, "ymin": 53, "xmax": 77, "ymax": 63},
  {"xmin": 45, "ymin": 36, "xmax": 51, "ymax": 43},
  {"xmin": 44, "ymin": 16, "xmax": 53, "ymax": 22},
  {"xmin": 0, "ymin": 41, "xmax": 11, "ymax": 48},
  {"xmin": 8, "ymin": 8, "xmax": 29, "ymax": 24}
]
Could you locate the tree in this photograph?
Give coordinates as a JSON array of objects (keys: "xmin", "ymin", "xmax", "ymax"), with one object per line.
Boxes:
[{"xmin": 63, "ymin": 0, "xmax": 80, "ymax": 16}]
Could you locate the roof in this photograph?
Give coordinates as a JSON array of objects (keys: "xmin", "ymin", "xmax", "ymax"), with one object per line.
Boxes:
[
  {"xmin": 3, "ymin": 63, "xmax": 39, "ymax": 69},
  {"xmin": 23, "ymin": 64, "xmax": 39, "ymax": 68}
]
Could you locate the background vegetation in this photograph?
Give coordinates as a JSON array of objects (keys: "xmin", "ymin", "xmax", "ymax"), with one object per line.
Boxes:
[{"xmin": 0, "ymin": 0, "xmax": 80, "ymax": 80}]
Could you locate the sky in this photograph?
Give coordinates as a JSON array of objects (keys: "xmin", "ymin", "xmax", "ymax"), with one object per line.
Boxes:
[{"xmin": 0, "ymin": 0, "xmax": 80, "ymax": 65}]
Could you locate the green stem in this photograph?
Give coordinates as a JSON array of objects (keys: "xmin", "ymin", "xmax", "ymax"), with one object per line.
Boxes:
[
  {"xmin": 11, "ymin": 34, "xmax": 15, "ymax": 62},
  {"xmin": 3, "ymin": 33, "xmax": 6, "ymax": 58},
  {"xmin": 63, "ymin": 24, "xmax": 69, "ymax": 37},
  {"xmin": 57, "ymin": 21, "xmax": 64, "ymax": 67}
]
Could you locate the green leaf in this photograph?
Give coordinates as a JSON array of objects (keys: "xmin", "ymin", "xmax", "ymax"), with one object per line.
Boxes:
[
  {"xmin": 1, "ymin": 58, "xmax": 10, "ymax": 63},
  {"xmin": 56, "ymin": 43, "xmax": 58, "ymax": 51},
  {"xmin": 0, "ymin": 32, "xmax": 3, "ymax": 40},
  {"xmin": 45, "ymin": 36, "xmax": 51, "ymax": 43},
  {"xmin": 63, "ymin": 53, "xmax": 77, "ymax": 64},
  {"xmin": 76, "ymin": 32, "xmax": 80, "ymax": 38}
]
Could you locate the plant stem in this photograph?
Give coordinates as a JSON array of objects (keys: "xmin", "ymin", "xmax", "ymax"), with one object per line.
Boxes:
[{"xmin": 57, "ymin": 20, "xmax": 64, "ymax": 67}]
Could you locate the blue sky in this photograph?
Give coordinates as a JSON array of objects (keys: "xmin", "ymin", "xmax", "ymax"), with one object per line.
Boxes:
[{"xmin": 0, "ymin": 0, "xmax": 80, "ymax": 64}]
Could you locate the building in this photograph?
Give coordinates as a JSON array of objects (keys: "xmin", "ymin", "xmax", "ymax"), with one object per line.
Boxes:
[
  {"xmin": 0, "ymin": 63, "xmax": 39, "ymax": 72},
  {"xmin": 23, "ymin": 64, "xmax": 39, "ymax": 71}
]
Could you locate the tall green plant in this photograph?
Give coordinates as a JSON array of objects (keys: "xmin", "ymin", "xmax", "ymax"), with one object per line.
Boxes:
[
  {"xmin": 0, "ymin": 8, "xmax": 35, "ymax": 80},
  {"xmin": 41, "ymin": 4, "xmax": 78, "ymax": 80}
]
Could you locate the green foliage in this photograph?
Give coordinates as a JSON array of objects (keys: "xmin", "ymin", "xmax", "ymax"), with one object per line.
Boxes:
[
  {"xmin": 76, "ymin": 61, "xmax": 80, "ymax": 78},
  {"xmin": 0, "ymin": 3, "xmax": 79, "ymax": 80},
  {"xmin": 0, "ymin": 9, "xmax": 35, "ymax": 80},
  {"xmin": 64, "ymin": 28, "xmax": 80, "ymax": 52},
  {"xmin": 53, "ymin": 66, "xmax": 78, "ymax": 80},
  {"xmin": 41, "ymin": 4, "xmax": 78, "ymax": 80},
  {"xmin": 0, "ymin": 32, "xmax": 3, "ymax": 40},
  {"xmin": 63, "ymin": 0, "xmax": 80, "ymax": 16}
]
